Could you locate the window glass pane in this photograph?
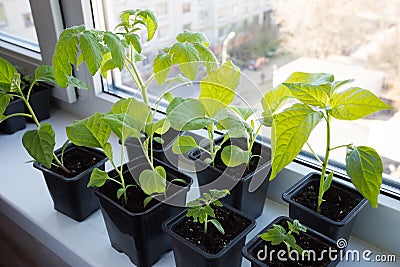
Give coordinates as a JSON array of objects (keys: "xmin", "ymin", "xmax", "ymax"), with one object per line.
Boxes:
[
  {"xmin": 0, "ymin": 0, "xmax": 39, "ymax": 50},
  {"xmin": 97, "ymin": 0, "xmax": 400, "ymax": 180}
]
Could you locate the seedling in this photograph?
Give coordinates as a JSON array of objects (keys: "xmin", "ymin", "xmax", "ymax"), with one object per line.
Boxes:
[
  {"xmin": 0, "ymin": 57, "xmax": 86, "ymax": 174},
  {"xmin": 262, "ymin": 72, "xmax": 393, "ymax": 211},
  {"xmin": 259, "ymin": 219, "xmax": 307, "ymax": 255},
  {"xmin": 186, "ymin": 189, "xmax": 230, "ymax": 234},
  {"xmin": 168, "ymin": 61, "xmax": 262, "ymax": 169}
]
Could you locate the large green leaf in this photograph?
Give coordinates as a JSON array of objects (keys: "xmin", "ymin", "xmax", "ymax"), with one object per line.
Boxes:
[
  {"xmin": 172, "ymin": 135, "xmax": 198, "ymax": 154},
  {"xmin": 221, "ymin": 145, "xmax": 249, "ymax": 167},
  {"xmin": 330, "ymin": 87, "xmax": 392, "ymax": 120},
  {"xmin": 176, "ymin": 30, "xmax": 210, "ymax": 46},
  {"xmin": 87, "ymin": 168, "xmax": 110, "ymax": 187},
  {"xmin": 261, "ymin": 84, "xmax": 292, "ymax": 127},
  {"xmin": 230, "ymin": 105, "xmax": 255, "ymax": 121},
  {"xmin": 80, "ymin": 30, "xmax": 103, "ymax": 76},
  {"xmin": 34, "ymin": 65, "xmax": 55, "ymax": 83},
  {"xmin": 103, "ymin": 32, "xmax": 125, "ymax": 71},
  {"xmin": 53, "ymin": 25, "xmax": 85, "ymax": 87},
  {"xmin": 108, "ymin": 97, "xmax": 151, "ymax": 125},
  {"xmin": 137, "ymin": 9, "xmax": 158, "ymax": 40},
  {"xmin": 66, "ymin": 75, "xmax": 91, "ymax": 90},
  {"xmin": 66, "ymin": 112, "xmax": 111, "ymax": 148},
  {"xmin": 139, "ymin": 166, "xmax": 166, "ymax": 195},
  {"xmin": 125, "ymin": 32, "xmax": 142, "ymax": 53},
  {"xmin": 283, "ymin": 82, "xmax": 331, "ymax": 107},
  {"xmin": 0, "ymin": 57, "xmax": 17, "ymax": 91},
  {"xmin": 167, "ymin": 97, "xmax": 214, "ymax": 130},
  {"xmin": 103, "ymin": 113, "xmax": 142, "ymax": 143},
  {"xmin": 193, "ymin": 43, "xmax": 218, "ymax": 72},
  {"xmin": 284, "ymin": 72, "xmax": 334, "ymax": 84},
  {"xmin": 270, "ymin": 104, "xmax": 323, "ymax": 179},
  {"xmin": 22, "ymin": 123, "xmax": 55, "ymax": 169},
  {"xmin": 346, "ymin": 146, "xmax": 383, "ymax": 208},
  {"xmin": 0, "ymin": 94, "xmax": 11, "ymax": 116},
  {"xmin": 170, "ymin": 42, "xmax": 200, "ymax": 80},
  {"xmin": 199, "ymin": 61, "xmax": 240, "ymax": 117},
  {"xmin": 153, "ymin": 53, "xmax": 172, "ymax": 85}
]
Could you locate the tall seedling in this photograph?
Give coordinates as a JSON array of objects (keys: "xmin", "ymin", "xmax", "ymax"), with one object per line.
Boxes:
[{"xmin": 262, "ymin": 72, "xmax": 392, "ymax": 211}]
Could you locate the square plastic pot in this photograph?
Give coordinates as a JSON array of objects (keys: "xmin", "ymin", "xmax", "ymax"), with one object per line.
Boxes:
[
  {"xmin": 282, "ymin": 172, "xmax": 367, "ymax": 241},
  {"xmin": 242, "ymin": 216, "xmax": 341, "ymax": 267},
  {"xmin": 163, "ymin": 204, "xmax": 256, "ymax": 267},
  {"xmin": 189, "ymin": 136, "xmax": 272, "ymax": 219},
  {"xmin": 0, "ymin": 98, "xmax": 26, "ymax": 134},
  {"xmin": 94, "ymin": 158, "xmax": 193, "ymax": 267},
  {"xmin": 33, "ymin": 144, "xmax": 107, "ymax": 221}
]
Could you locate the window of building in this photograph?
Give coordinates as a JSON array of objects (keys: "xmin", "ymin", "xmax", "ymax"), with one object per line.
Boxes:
[
  {"xmin": 156, "ymin": 2, "xmax": 168, "ymax": 17},
  {"xmin": 23, "ymin": 13, "xmax": 34, "ymax": 28},
  {"xmin": 0, "ymin": 3, "xmax": 7, "ymax": 27},
  {"xmin": 232, "ymin": 5, "xmax": 238, "ymax": 17},
  {"xmin": 158, "ymin": 25, "xmax": 168, "ymax": 39},
  {"xmin": 217, "ymin": 8, "xmax": 225, "ymax": 21},
  {"xmin": 183, "ymin": 23, "xmax": 191, "ymax": 31},
  {"xmin": 198, "ymin": 10, "xmax": 206, "ymax": 25},
  {"xmin": 182, "ymin": 3, "xmax": 191, "ymax": 13}
]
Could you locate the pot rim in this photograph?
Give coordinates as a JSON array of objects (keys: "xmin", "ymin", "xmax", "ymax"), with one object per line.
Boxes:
[
  {"xmin": 282, "ymin": 172, "xmax": 368, "ymax": 226},
  {"xmin": 162, "ymin": 203, "xmax": 256, "ymax": 260}
]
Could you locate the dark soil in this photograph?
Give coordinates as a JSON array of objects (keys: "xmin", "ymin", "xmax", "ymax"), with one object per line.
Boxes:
[
  {"xmin": 100, "ymin": 166, "xmax": 190, "ymax": 213},
  {"xmin": 293, "ymin": 179, "xmax": 363, "ymax": 222},
  {"xmin": 51, "ymin": 147, "xmax": 105, "ymax": 178},
  {"xmin": 251, "ymin": 219, "xmax": 337, "ymax": 267},
  {"xmin": 213, "ymin": 139, "xmax": 270, "ymax": 178},
  {"xmin": 172, "ymin": 206, "xmax": 252, "ymax": 255}
]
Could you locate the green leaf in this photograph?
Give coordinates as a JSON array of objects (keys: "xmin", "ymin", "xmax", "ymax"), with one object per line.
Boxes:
[
  {"xmin": 283, "ymin": 82, "xmax": 330, "ymax": 107},
  {"xmin": 209, "ymin": 219, "xmax": 225, "ymax": 234},
  {"xmin": 176, "ymin": 30, "xmax": 210, "ymax": 46},
  {"xmin": 259, "ymin": 224, "xmax": 286, "ymax": 245},
  {"xmin": 166, "ymin": 97, "xmax": 214, "ymax": 131},
  {"xmin": 164, "ymin": 74, "xmax": 192, "ymax": 87},
  {"xmin": 34, "ymin": 65, "xmax": 55, "ymax": 83},
  {"xmin": 53, "ymin": 25, "xmax": 85, "ymax": 87},
  {"xmin": 137, "ymin": 9, "xmax": 158, "ymax": 40},
  {"xmin": 80, "ymin": 30, "xmax": 103, "ymax": 76},
  {"xmin": 323, "ymin": 172, "xmax": 334, "ymax": 193},
  {"xmin": 143, "ymin": 195, "xmax": 154, "ymax": 207},
  {"xmin": 66, "ymin": 112, "xmax": 111, "ymax": 148},
  {"xmin": 230, "ymin": 105, "xmax": 255, "ymax": 121},
  {"xmin": 221, "ymin": 145, "xmax": 249, "ymax": 167},
  {"xmin": 261, "ymin": 84, "xmax": 292, "ymax": 127},
  {"xmin": 153, "ymin": 54, "xmax": 172, "ymax": 85},
  {"xmin": 125, "ymin": 32, "xmax": 142, "ymax": 53},
  {"xmin": 103, "ymin": 32, "xmax": 125, "ymax": 71},
  {"xmin": 193, "ymin": 43, "xmax": 218, "ymax": 72},
  {"xmin": 154, "ymin": 137, "xmax": 164, "ymax": 144},
  {"xmin": 284, "ymin": 72, "xmax": 334, "ymax": 84},
  {"xmin": 170, "ymin": 43, "xmax": 200, "ymax": 80},
  {"xmin": 103, "ymin": 113, "xmax": 142, "ymax": 142},
  {"xmin": 10, "ymin": 73, "xmax": 21, "ymax": 93},
  {"xmin": 117, "ymin": 188, "xmax": 125, "ymax": 199},
  {"xmin": 139, "ymin": 167, "xmax": 166, "ymax": 195},
  {"xmin": 103, "ymin": 142, "xmax": 113, "ymax": 161},
  {"xmin": 200, "ymin": 61, "xmax": 240, "ymax": 117},
  {"xmin": 145, "ymin": 118, "xmax": 168, "ymax": 136},
  {"xmin": 0, "ymin": 56, "xmax": 17, "ymax": 91},
  {"xmin": 0, "ymin": 94, "xmax": 11, "ymax": 115},
  {"xmin": 66, "ymin": 75, "xmax": 91, "ymax": 90},
  {"xmin": 331, "ymin": 79, "xmax": 354, "ymax": 95},
  {"xmin": 209, "ymin": 189, "xmax": 230, "ymax": 200},
  {"xmin": 270, "ymin": 104, "xmax": 323, "ymax": 180},
  {"xmin": 22, "ymin": 123, "xmax": 55, "ymax": 169},
  {"xmin": 330, "ymin": 87, "xmax": 393, "ymax": 120},
  {"xmin": 346, "ymin": 146, "xmax": 383, "ymax": 208},
  {"xmin": 87, "ymin": 168, "xmax": 110, "ymax": 187},
  {"xmin": 172, "ymin": 135, "xmax": 198, "ymax": 154},
  {"xmin": 108, "ymin": 97, "xmax": 151, "ymax": 125}
]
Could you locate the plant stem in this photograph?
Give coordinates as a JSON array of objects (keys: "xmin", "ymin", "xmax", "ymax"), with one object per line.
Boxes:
[
  {"xmin": 204, "ymin": 215, "xmax": 208, "ymax": 234},
  {"xmin": 318, "ymin": 114, "xmax": 331, "ymax": 213},
  {"xmin": 306, "ymin": 142, "xmax": 324, "ymax": 165},
  {"xmin": 330, "ymin": 144, "xmax": 352, "ymax": 151},
  {"xmin": 208, "ymin": 123, "xmax": 215, "ymax": 166}
]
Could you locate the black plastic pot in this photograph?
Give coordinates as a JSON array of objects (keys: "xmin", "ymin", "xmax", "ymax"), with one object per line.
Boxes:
[
  {"xmin": 94, "ymin": 158, "xmax": 193, "ymax": 267},
  {"xmin": 33, "ymin": 144, "xmax": 107, "ymax": 221},
  {"xmin": 163, "ymin": 204, "xmax": 255, "ymax": 267},
  {"xmin": 0, "ymin": 98, "xmax": 26, "ymax": 134},
  {"xmin": 190, "ymin": 136, "xmax": 272, "ymax": 219},
  {"xmin": 28, "ymin": 83, "xmax": 51, "ymax": 121},
  {"xmin": 242, "ymin": 216, "xmax": 341, "ymax": 267},
  {"xmin": 282, "ymin": 172, "xmax": 367, "ymax": 241}
]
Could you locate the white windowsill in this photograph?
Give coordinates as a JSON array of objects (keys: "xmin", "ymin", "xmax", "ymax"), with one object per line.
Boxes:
[{"xmin": 0, "ymin": 109, "xmax": 399, "ymax": 266}]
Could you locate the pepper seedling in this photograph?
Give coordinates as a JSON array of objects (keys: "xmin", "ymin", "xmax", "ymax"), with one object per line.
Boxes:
[
  {"xmin": 259, "ymin": 219, "xmax": 307, "ymax": 255},
  {"xmin": 186, "ymin": 189, "xmax": 230, "ymax": 234},
  {"xmin": 262, "ymin": 72, "xmax": 393, "ymax": 211}
]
